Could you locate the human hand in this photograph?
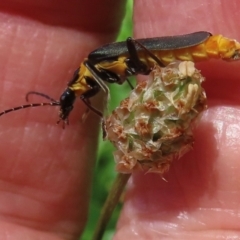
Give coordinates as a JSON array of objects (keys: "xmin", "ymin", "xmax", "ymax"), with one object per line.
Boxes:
[
  {"xmin": 0, "ymin": 0, "xmax": 125, "ymax": 239},
  {"xmin": 115, "ymin": 0, "xmax": 240, "ymax": 239}
]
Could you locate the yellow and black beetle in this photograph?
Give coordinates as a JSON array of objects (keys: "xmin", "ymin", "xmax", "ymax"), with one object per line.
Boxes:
[{"xmin": 0, "ymin": 31, "xmax": 240, "ymax": 125}]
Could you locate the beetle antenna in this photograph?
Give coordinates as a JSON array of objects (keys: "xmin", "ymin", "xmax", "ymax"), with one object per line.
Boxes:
[
  {"xmin": 26, "ymin": 91, "xmax": 57, "ymax": 102},
  {"xmin": 0, "ymin": 102, "xmax": 60, "ymax": 117}
]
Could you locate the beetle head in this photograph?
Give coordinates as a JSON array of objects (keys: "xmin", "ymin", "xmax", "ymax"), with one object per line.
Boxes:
[{"xmin": 58, "ymin": 88, "xmax": 76, "ymax": 124}]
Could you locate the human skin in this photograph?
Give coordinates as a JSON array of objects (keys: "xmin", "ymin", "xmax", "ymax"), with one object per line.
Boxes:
[
  {"xmin": 0, "ymin": 0, "xmax": 240, "ymax": 240},
  {"xmin": 115, "ymin": 0, "xmax": 240, "ymax": 239},
  {"xmin": 0, "ymin": 0, "xmax": 125, "ymax": 239}
]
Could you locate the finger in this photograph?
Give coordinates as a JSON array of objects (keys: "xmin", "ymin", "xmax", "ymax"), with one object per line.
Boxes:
[
  {"xmin": 0, "ymin": 0, "xmax": 125, "ymax": 239},
  {"xmin": 115, "ymin": 1, "xmax": 240, "ymax": 239}
]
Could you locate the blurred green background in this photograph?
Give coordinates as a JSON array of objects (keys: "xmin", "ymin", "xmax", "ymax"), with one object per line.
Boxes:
[{"xmin": 81, "ymin": 1, "xmax": 133, "ymax": 239}]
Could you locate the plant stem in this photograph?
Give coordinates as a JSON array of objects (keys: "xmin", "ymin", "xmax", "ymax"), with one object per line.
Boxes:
[{"xmin": 92, "ymin": 173, "xmax": 131, "ymax": 240}]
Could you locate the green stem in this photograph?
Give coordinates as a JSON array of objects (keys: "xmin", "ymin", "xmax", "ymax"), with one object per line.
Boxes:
[{"xmin": 92, "ymin": 173, "xmax": 131, "ymax": 240}]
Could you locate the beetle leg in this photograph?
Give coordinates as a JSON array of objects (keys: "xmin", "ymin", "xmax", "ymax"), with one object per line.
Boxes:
[
  {"xmin": 84, "ymin": 60, "xmax": 121, "ymax": 84},
  {"xmin": 126, "ymin": 37, "xmax": 149, "ymax": 74},
  {"xmin": 81, "ymin": 97, "xmax": 103, "ymax": 118},
  {"xmin": 84, "ymin": 59, "xmax": 134, "ymax": 91},
  {"xmin": 126, "ymin": 78, "xmax": 134, "ymax": 90},
  {"xmin": 126, "ymin": 37, "xmax": 165, "ymax": 71},
  {"xmin": 83, "ymin": 76, "xmax": 101, "ymax": 98},
  {"xmin": 80, "ymin": 76, "xmax": 103, "ymax": 118},
  {"xmin": 84, "ymin": 60, "xmax": 112, "ymax": 104}
]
